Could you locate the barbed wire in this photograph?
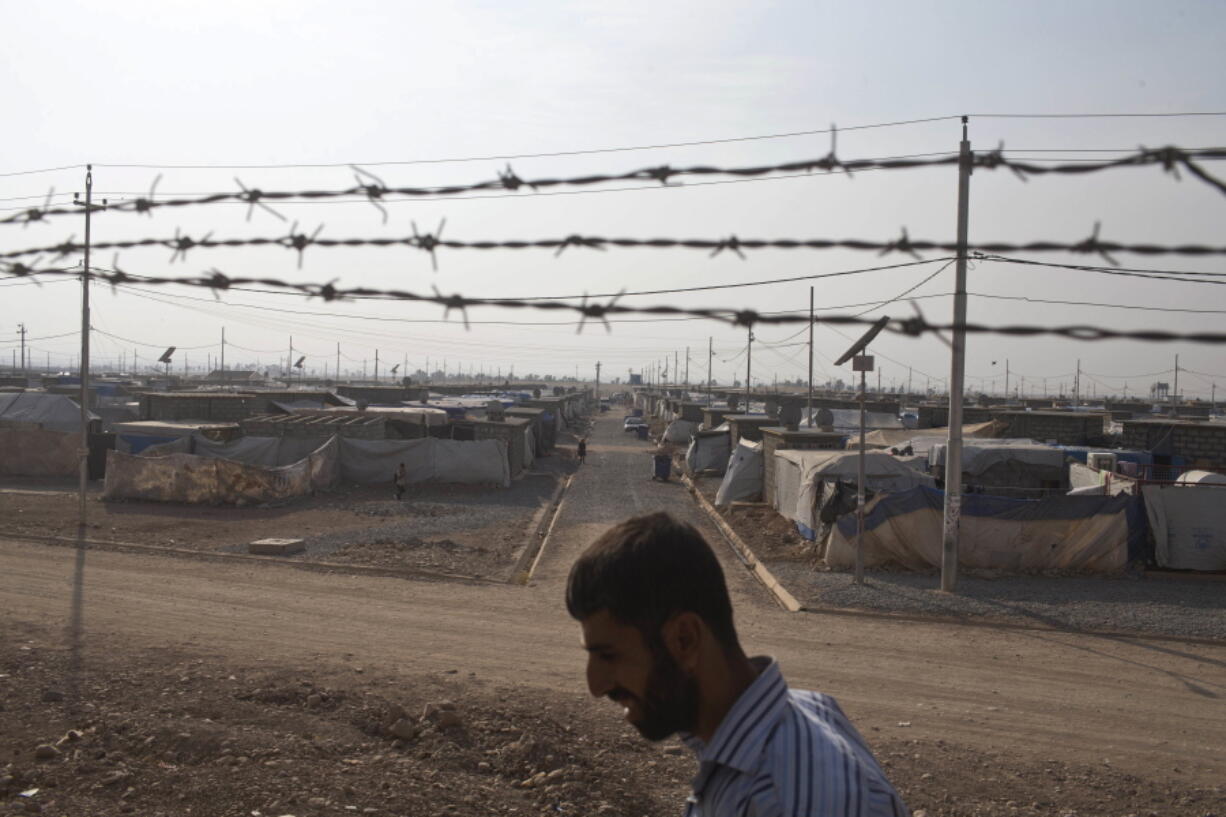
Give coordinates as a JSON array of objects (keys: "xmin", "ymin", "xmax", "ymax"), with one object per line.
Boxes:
[
  {"xmin": 5, "ymin": 263, "xmax": 1226, "ymax": 346},
  {"xmin": 3, "ymin": 145, "xmax": 1224, "ymax": 228},
  {"xmin": 5, "ymin": 222, "xmax": 1226, "ymax": 270}
]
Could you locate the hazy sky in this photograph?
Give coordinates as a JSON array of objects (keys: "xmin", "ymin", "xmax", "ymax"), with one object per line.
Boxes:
[{"xmin": 3, "ymin": 0, "xmax": 1225, "ymax": 398}]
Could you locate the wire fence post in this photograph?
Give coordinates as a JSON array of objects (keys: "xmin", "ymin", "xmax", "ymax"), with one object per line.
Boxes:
[{"xmin": 941, "ymin": 117, "xmax": 972, "ymax": 593}]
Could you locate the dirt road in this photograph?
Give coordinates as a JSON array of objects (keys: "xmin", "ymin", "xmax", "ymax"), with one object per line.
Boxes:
[{"xmin": 2, "ymin": 412, "xmax": 1224, "ymax": 798}]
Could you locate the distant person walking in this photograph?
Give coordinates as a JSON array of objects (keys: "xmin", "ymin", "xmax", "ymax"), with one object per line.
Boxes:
[
  {"xmin": 577, "ymin": 438, "xmax": 587, "ymax": 465},
  {"xmin": 392, "ymin": 462, "xmax": 407, "ymax": 501}
]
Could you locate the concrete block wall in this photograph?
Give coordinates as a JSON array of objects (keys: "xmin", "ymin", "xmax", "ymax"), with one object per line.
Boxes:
[
  {"xmin": 142, "ymin": 394, "xmax": 259, "ymax": 422},
  {"xmin": 473, "ymin": 420, "xmax": 527, "ymax": 476}
]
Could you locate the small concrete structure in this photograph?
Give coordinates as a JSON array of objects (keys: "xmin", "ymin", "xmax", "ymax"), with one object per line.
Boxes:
[
  {"xmin": 724, "ymin": 415, "xmax": 779, "ymax": 446},
  {"xmin": 997, "ymin": 410, "xmax": 1109, "ymax": 446},
  {"xmin": 1121, "ymin": 418, "xmax": 1226, "ymax": 469},
  {"xmin": 249, "ymin": 538, "xmax": 305, "ymax": 556},
  {"xmin": 761, "ymin": 427, "xmax": 847, "ymax": 506}
]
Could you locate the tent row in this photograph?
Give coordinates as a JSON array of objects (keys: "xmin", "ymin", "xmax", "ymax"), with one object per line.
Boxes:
[{"xmin": 103, "ymin": 433, "xmax": 511, "ymax": 505}]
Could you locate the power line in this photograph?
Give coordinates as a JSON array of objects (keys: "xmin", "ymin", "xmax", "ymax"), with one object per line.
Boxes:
[
  {"xmin": 972, "ymin": 111, "xmax": 1226, "ymax": 119},
  {"xmin": 977, "ymin": 254, "xmax": 1226, "ymax": 285},
  {"xmin": 82, "ymin": 118, "xmax": 965, "ymax": 171}
]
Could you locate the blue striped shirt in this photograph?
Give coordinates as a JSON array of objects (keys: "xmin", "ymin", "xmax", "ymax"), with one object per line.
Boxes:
[{"xmin": 681, "ymin": 657, "xmax": 907, "ymax": 817}]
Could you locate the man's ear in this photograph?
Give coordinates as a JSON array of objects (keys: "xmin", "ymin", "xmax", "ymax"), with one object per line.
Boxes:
[{"xmin": 661, "ymin": 612, "xmax": 704, "ymax": 673}]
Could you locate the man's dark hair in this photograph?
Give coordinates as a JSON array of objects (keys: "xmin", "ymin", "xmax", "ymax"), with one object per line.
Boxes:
[{"xmin": 565, "ymin": 512, "xmax": 739, "ymax": 650}]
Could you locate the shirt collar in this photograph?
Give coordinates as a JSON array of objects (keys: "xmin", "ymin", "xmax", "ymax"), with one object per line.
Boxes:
[{"xmin": 683, "ymin": 655, "xmax": 789, "ymax": 776}]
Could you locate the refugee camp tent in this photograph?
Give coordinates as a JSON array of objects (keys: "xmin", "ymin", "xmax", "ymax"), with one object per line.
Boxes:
[
  {"xmin": 662, "ymin": 419, "xmax": 698, "ymax": 444},
  {"xmin": 103, "ymin": 436, "xmax": 338, "ymax": 505},
  {"xmin": 1142, "ymin": 484, "xmax": 1226, "ymax": 571},
  {"xmin": 0, "ymin": 393, "xmax": 100, "ymax": 476},
  {"xmin": 826, "ymin": 486, "xmax": 1139, "ymax": 572},
  {"xmin": 714, "ymin": 439, "xmax": 763, "ymax": 505},
  {"xmin": 773, "ymin": 450, "xmax": 935, "ymax": 537},
  {"xmin": 0, "ymin": 392, "xmax": 96, "ymax": 433},
  {"xmin": 337, "ymin": 437, "xmax": 510, "ymax": 487},
  {"xmin": 929, "ymin": 440, "xmax": 1065, "ymax": 494},
  {"xmin": 685, "ymin": 429, "xmax": 731, "ymax": 475}
]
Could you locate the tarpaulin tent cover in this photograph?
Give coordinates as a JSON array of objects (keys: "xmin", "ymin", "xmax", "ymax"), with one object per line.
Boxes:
[
  {"xmin": 928, "ymin": 440, "xmax": 1059, "ymax": 474},
  {"xmin": 662, "ymin": 419, "xmax": 698, "ymax": 444},
  {"xmin": 1143, "ymin": 484, "xmax": 1226, "ymax": 570},
  {"xmin": 827, "ymin": 486, "xmax": 1138, "ymax": 572},
  {"xmin": 0, "ymin": 392, "xmax": 97, "ymax": 434},
  {"xmin": 103, "ymin": 437, "xmax": 338, "ymax": 505},
  {"xmin": 773, "ymin": 449, "xmax": 936, "ymax": 532},
  {"xmin": 0, "ymin": 428, "xmax": 78, "ymax": 476},
  {"xmin": 1068, "ymin": 461, "xmax": 1135, "ymax": 496},
  {"xmin": 191, "ymin": 434, "xmax": 327, "ymax": 467},
  {"xmin": 860, "ymin": 421, "xmax": 1004, "ymax": 452},
  {"xmin": 337, "ymin": 437, "xmax": 509, "ymax": 487},
  {"xmin": 714, "ymin": 439, "xmax": 762, "ymax": 506},
  {"xmin": 686, "ymin": 430, "xmax": 731, "ymax": 474}
]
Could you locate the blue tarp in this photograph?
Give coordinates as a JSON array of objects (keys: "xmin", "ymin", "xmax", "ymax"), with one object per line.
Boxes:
[{"xmin": 836, "ymin": 485, "xmax": 1149, "ymax": 563}]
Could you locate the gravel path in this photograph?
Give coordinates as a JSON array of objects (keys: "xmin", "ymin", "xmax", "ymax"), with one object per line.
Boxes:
[{"xmin": 765, "ymin": 561, "xmax": 1226, "ymax": 641}]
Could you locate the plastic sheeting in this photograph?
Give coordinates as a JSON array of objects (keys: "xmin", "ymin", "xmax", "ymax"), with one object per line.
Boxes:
[
  {"xmin": 0, "ymin": 392, "xmax": 97, "ymax": 434},
  {"xmin": 103, "ymin": 437, "xmax": 338, "ymax": 505},
  {"xmin": 1068, "ymin": 461, "xmax": 1135, "ymax": 496},
  {"xmin": 1143, "ymin": 485, "xmax": 1226, "ymax": 571},
  {"xmin": 0, "ymin": 428, "xmax": 78, "ymax": 476},
  {"xmin": 929, "ymin": 440, "xmax": 1060, "ymax": 474},
  {"xmin": 662, "ymin": 419, "xmax": 698, "ymax": 444},
  {"xmin": 774, "ymin": 450, "xmax": 936, "ymax": 532},
  {"xmin": 714, "ymin": 439, "xmax": 762, "ymax": 506},
  {"xmin": 337, "ymin": 437, "xmax": 509, "ymax": 487},
  {"xmin": 827, "ymin": 486, "xmax": 1136, "ymax": 572},
  {"xmin": 685, "ymin": 431, "xmax": 731, "ymax": 474},
  {"xmin": 192, "ymin": 434, "xmax": 326, "ymax": 467}
]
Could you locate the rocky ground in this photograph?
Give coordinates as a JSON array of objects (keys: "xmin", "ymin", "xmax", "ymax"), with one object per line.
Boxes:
[
  {"xmin": 3, "ymin": 622, "xmax": 1221, "ymax": 817},
  {"xmin": 0, "ymin": 459, "xmax": 569, "ymax": 582}
]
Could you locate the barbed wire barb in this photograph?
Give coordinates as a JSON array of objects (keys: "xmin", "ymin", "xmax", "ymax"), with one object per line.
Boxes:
[
  {"xmin": 1071, "ymin": 221, "xmax": 1120, "ymax": 266},
  {"xmin": 235, "ymin": 177, "xmax": 287, "ymax": 223},
  {"xmin": 168, "ymin": 228, "xmax": 214, "ymax": 264},
  {"xmin": 710, "ymin": 235, "xmax": 746, "ymax": 259},
  {"xmin": 132, "ymin": 174, "xmax": 163, "ymax": 217},
  {"xmin": 412, "ymin": 218, "xmax": 446, "ymax": 271},
  {"xmin": 351, "ymin": 165, "xmax": 390, "ymax": 224},
  {"xmin": 431, "ymin": 283, "xmax": 470, "ymax": 329},
  {"xmin": 282, "ymin": 221, "xmax": 325, "ymax": 269}
]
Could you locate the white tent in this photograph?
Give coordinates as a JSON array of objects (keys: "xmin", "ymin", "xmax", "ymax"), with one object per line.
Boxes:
[
  {"xmin": 1143, "ymin": 484, "xmax": 1226, "ymax": 570},
  {"xmin": 773, "ymin": 449, "xmax": 936, "ymax": 533},
  {"xmin": 714, "ymin": 439, "xmax": 762, "ymax": 506}
]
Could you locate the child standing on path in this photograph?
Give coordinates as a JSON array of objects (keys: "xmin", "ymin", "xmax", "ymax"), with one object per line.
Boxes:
[
  {"xmin": 577, "ymin": 438, "xmax": 587, "ymax": 465},
  {"xmin": 392, "ymin": 462, "xmax": 407, "ymax": 500}
]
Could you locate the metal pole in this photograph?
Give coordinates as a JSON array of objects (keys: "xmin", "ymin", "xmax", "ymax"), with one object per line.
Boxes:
[
  {"xmin": 745, "ymin": 329, "xmax": 753, "ymax": 410},
  {"xmin": 1005, "ymin": 359, "xmax": 1009, "ymax": 400},
  {"xmin": 685, "ymin": 346, "xmax": 689, "ymax": 387},
  {"xmin": 854, "ymin": 367, "xmax": 868, "ymax": 583},
  {"xmin": 1074, "ymin": 359, "xmax": 1080, "ymax": 407},
  {"xmin": 220, "ymin": 327, "xmax": 225, "ymax": 385},
  {"xmin": 941, "ymin": 117, "xmax": 972, "ymax": 593},
  {"xmin": 707, "ymin": 337, "xmax": 713, "ymax": 405},
  {"xmin": 807, "ymin": 287, "xmax": 814, "ymax": 425},
  {"xmin": 18, "ymin": 324, "xmax": 26, "ymax": 375},
  {"xmin": 1172, "ymin": 354, "xmax": 1179, "ymax": 416}
]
